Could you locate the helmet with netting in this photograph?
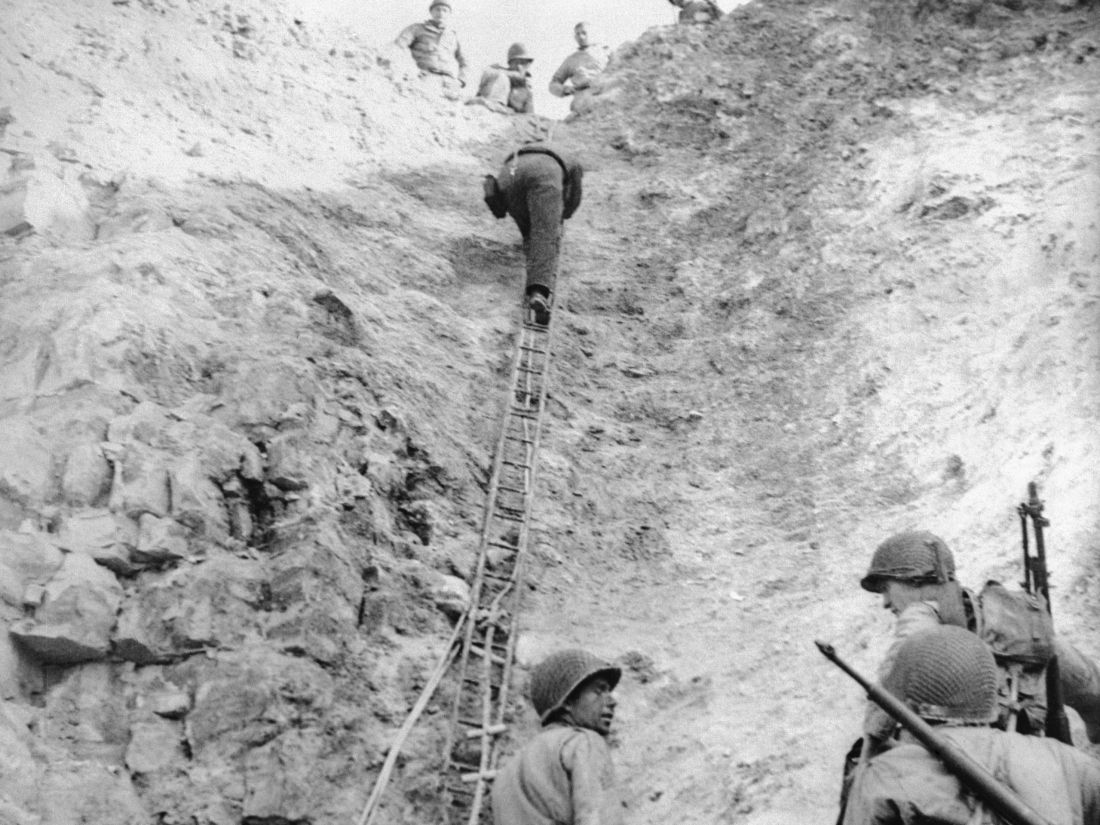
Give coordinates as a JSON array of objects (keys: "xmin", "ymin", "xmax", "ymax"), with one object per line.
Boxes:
[
  {"xmin": 529, "ymin": 649, "xmax": 621, "ymax": 724},
  {"xmin": 883, "ymin": 625, "xmax": 999, "ymax": 724},
  {"xmin": 861, "ymin": 531, "xmax": 956, "ymax": 593}
]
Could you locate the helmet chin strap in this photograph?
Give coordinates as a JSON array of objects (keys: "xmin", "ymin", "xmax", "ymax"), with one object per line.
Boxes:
[{"xmin": 929, "ymin": 538, "xmax": 950, "ymax": 583}]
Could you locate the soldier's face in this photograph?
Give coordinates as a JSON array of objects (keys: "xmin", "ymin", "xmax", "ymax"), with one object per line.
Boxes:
[
  {"xmin": 564, "ymin": 676, "xmax": 616, "ymax": 735},
  {"xmin": 574, "ymin": 25, "xmax": 589, "ymax": 48},
  {"xmin": 430, "ymin": 5, "xmax": 450, "ymax": 25},
  {"xmin": 882, "ymin": 580, "xmax": 923, "ymax": 616}
]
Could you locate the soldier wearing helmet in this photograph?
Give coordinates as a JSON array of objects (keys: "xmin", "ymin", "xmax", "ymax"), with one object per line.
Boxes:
[
  {"xmin": 394, "ymin": 1, "xmax": 468, "ymax": 90},
  {"xmin": 668, "ymin": 0, "xmax": 724, "ymax": 25},
  {"xmin": 468, "ymin": 43, "xmax": 535, "ymax": 115},
  {"xmin": 858, "ymin": 531, "xmax": 1100, "ymax": 749},
  {"xmin": 492, "ymin": 649, "xmax": 624, "ymax": 825},
  {"xmin": 842, "ymin": 625, "xmax": 1100, "ymax": 825}
]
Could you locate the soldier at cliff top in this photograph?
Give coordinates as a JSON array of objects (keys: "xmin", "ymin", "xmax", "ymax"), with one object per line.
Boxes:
[
  {"xmin": 842, "ymin": 625, "xmax": 1100, "ymax": 825},
  {"xmin": 859, "ymin": 530, "xmax": 1100, "ymax": 750},
  {"xmin": 492, "ymin": 649, "xmax": 624, "ymax": 825},
  {"xmin": 394, "ymin": 0, "xmax": 467, "ymax": 89},
  {"xmin": 548, "ymin": 23, "xmax": 610, "ymax": 118},
  {"xmin": 482, "ymin": 132, "xmax": 583, "ymax": 326},
  {"xmin": 468, "ymin": 43, "xmax": 535, "ymax": 115},
  {"xmin": 668, "ymin": 0, "xmax": 724, "ymax": 24}
]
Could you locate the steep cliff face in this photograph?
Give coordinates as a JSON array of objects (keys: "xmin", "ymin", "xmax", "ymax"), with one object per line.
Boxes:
[{"xmin": 1, "ymin": 0, "xmax": 1098, "ymax": 824}]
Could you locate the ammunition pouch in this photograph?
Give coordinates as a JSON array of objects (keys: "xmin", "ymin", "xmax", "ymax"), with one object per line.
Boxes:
[{"xmin": 483, "ymin": 174, "xmax": 508, "ymax": 219}]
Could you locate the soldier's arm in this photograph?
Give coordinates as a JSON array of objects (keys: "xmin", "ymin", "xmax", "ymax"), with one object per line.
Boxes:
[
  {"xmin": 841, "ymin": 762, "xmax": 904, "ymax": 825},
  {"xmin": 564, "ymin": 732, "xmax": 620, "ymax": 825},
  {"xmin": 561, "ymin": 163, "xmax": 583, "ymax": 220},
  {"xmin": 394, "ymin": 23, "xmax": 419, "ymax": 49},
  {"xmin": 549, "ymin": 57, "xmax": 573, "ymax": 97},
  {"xmin": 1051, "ymin": 638, "xmax": 1100, "ymax": 742},
  {"xmin": 862, "ymin": 602, "xmax": 941, "ymax": 739},
  {"xmin": 454, "ymin": 36, "xmax": 468, "ymax": 84}
]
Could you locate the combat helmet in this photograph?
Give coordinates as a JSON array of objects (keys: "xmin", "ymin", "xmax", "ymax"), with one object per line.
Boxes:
[
  {"xmin": 530, "ymin": 649, "xmax": 621, "ymax": 724},
  {"xmin": 861, "ymin": 530, "xmax": 956, "ymax": 593},
  {"xmin": 507, "ymin": 43, "xmax": 534, "ymax": 63},
  {"xmin": 883, "ymin": 625, "xmax": 999, "ymax": 724}
]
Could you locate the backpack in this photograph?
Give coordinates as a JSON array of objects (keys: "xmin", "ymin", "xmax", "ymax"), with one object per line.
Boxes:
[{"xmin": 977, "ymin": 580, "xmax": 1055, "ymax": 734}]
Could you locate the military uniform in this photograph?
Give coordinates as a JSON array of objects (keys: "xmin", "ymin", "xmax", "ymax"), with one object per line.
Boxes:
[
  {"xmin": 394, "ymin": 19, "xmax": 467, "ymax": 83},
  {"xmin": 493, "ymin": 650, "xmax": 623, "ymax": 825},
  {"xmin": 864, "ymin": 593, "xmax": 1100, "ymax": 743},
  {"xmin": 844, "ymin": 726, "xmax": 1100, "ymax": 825},
  {"xmin": 492, "ymin": 724, "xmax": 623, "ymax": 825},
  {"xmin": 483, "ymin": 146, "xmax": 583, "ymax": 320},
  {"xmin": 674, "ymin": 0, "xmax": 723, "ymax": 24},
  {"xmin": 469, "ymin": 44, "xmax": 534, "ymax": 115},
  {"xmin": 470, "ymin": 65, "xmax": 533, "ymax": 114},
  {"xmin": 548, "ymin": 46, "xmax": 609, "ymax": 114},
  {"xmin": 844, "ymin": 626, "xmax": 1100, "ymax": 825},
  {"xmin": 860, "ymin": 532, "xmax": 1100, "ymax": 745}
]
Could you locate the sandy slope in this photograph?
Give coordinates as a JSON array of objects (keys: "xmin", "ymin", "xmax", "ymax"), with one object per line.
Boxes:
[{"xmin": 0, "ymin": 0, "xmax": 1097, "ymax": 823}]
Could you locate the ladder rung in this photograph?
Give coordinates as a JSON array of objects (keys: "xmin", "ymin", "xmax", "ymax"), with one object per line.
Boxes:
[
  {"xmin": 461, "ymin": 770, "xmax": 498, "ymax": 783},
  {"xmin": 516, "ymin": 365, "xmax": 543, "ymax": 374},
  {"xmin": 447, "ymin": 784, "xmax": 475, "ymax": 797},
  {"xmin": 494, "ymin": 510, "xmax": 524, "ymax": 522},
  {"xmin": 483, "ymin": 570, "xmax": 513, "ymax": 583},
  {"xmin": 501, "ymin": 460, "xmax": 530, "ymax": 470},
  {"xmin": 469, "ymin": 645, "xmax": 508, "ymax": 665},
  {"xmin": 498, "ymin": 484, "xmax": 526, "ymax": 495},
  {"xmin": 465, "ymin": 723, "xmax": 508, "ymax": 739},
  {"xmin": 463, "ymin": 677, "xmax": 501, "ymax": 691},
  {"xmin": 487, "ymin": 541, "xmax": 517, "ymax": 552},
  {"xmin": 519, "ymin": 344, "xmax": 547, "ymax": 354},
  {"xmin": 504, "ymin": 434, "xmax": 534, "ymax": 444}
]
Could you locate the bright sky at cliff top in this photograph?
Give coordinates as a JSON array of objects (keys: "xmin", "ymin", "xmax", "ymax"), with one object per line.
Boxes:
[{"xmin": 292, "ymin": 0, "xmax": 741, "ymax": 119}]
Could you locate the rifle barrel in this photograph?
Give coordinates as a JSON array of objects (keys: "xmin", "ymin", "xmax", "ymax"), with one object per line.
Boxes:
[{"xmin": 816, "ymin": 641, "xmax": 1053, "ymax": 825}]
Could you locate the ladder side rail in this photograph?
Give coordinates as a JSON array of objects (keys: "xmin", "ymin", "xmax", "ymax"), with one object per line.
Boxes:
[
  {"xmin": 443, "ymin": 326, "xmax": 534, "ymax": 771},
  {"xmin": 468, "ymin": 322, "xmax": 557, "ymax": 823},
  {"xmin": 447, "ymin": 284, "xmax": 560, "ymax": 824},
  {"xmin": 486, "ymin": 327, "xmax": 553, "ymax": 782}
]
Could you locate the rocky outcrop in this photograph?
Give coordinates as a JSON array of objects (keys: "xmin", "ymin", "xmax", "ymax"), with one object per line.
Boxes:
[
  {"xmin": 0, "ymin": 151, "xmax": 94, "ymax": 242},
  {"xmin": 114, "ymin": 554, "xmax": 268, "ymax": 665},
  {"xmin": 57, "ymin": 509, "xmax": 141, "ymax": 575},
  {"xmin": 9, "ymin": 550, "xmax": 123, "ymax": 665}
]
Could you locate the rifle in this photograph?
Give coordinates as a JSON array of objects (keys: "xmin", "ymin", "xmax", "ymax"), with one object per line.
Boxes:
[
  {"xmin": 816, "ymin": 641, "xmax": 1053, "ymax": 825},
  {"xmin": 1018, "ymin": 481, "xmax": 1073, "ymax": 744}
]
